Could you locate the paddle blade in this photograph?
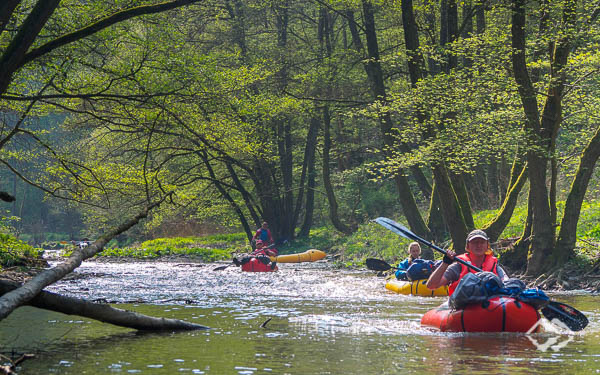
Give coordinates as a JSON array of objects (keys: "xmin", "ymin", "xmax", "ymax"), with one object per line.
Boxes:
[
  {"xmin": 366, "ymin": 258, "xmax": 393, "ymax": 271},
  {"xmin": 373, "ymin": 217, "xmax": 416, "ymax": 241},
  {"xmin": 541, "ymin": 301, "xmax": 588, "ymax": 331},
  {"xmin": 213, "ymin": 264, "xmax": 231, "ymax": 271}
]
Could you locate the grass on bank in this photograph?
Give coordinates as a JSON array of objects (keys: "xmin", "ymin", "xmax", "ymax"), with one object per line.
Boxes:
[
  {"xmin": 98, "ymin": 232, "xmax": 248, "ymax": 261},
  {"xmin": 98, "ymin": 228, "xmax": 340, "ymax": 261}
]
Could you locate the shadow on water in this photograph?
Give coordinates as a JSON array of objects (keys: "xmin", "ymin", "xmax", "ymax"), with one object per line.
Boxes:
[{"xmin": 1, "ymin": 260, "xmax": 599, "ymax": 374}]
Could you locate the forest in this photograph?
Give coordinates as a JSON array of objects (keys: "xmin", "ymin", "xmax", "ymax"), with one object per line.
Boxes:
[{"xmin": 1, "ymin": 0, "xmax": 600, "ymax": 280}]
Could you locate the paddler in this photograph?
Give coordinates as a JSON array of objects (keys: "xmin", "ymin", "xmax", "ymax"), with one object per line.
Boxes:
[
  {"xmin": 425, "ymin": 229, "xmax": 508, "ymax": 294},
  {"xmin": 394, "ymin": 242, "xmax": 422, "ymax": 280},
  {"xmin": 252, "ymin": 221, "xmax": 274, "ymax": 249},
  {"xmin": 233, "ymin": 221, "xmax": 277, "ymax": 269}
]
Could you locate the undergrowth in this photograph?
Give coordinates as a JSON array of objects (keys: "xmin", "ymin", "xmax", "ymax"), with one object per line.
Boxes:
[
  {"xmin": 98, "ymin": 233, "xmax": 249, "ymax": 261},
  {"xmin": 0, "ymin": 233, "xmax": 44, "ymax": 270}
]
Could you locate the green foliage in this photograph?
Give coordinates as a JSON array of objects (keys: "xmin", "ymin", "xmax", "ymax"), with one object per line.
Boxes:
[
  {"xmin": 99, "ymin": 245, "xmax": 232, "ymax": 261},
  {"xmin": 0, "ymin": 233, "xmax": 44, "ymax": 269},
  {"xmin": 475, "ymin": 200, "xmax": 600, "ymax": 243},
  {"xmin": 99, "ymin": 234, "xmax": 248, "ymax": 261},
  {"xmin": 290, "ymin": 226, "xmax": 344, "ymax": 254},
  {"xmin": 574, "ymin": 201, "xmax": 600, "ymax": 241},
  {"xmin": 2, "ymin": 0, "xmax": 600, "ymax": 276},
  {"xmin": 336, "ymin": 166, "xmax": 401, "ymax": 220},
  {"xmin": 475, "ymin": 205, "xmax": 529, "ymax": 239}
]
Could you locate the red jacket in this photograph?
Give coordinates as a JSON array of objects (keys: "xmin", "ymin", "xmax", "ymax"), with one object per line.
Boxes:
[
  {"xmin": 253, "ymin": 228, "xmax": 274, "ymax": 245},
  {"xmin": 448, "ymin": 253, "xmax": 499, "ymax": 295}
]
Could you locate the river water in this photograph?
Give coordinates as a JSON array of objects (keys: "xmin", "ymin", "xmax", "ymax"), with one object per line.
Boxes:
[{"xmin": 1, "ymin": 260, "xmax": 599, "ymax": 374}]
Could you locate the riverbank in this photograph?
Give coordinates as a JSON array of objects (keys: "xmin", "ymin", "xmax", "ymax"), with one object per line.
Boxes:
[
  {"xmin": 511, "ymin": 260, "xmax": 600, "ymax": 293},
  {"xmin": 2, "ymin": 222, "xmax": 600, "ymax": 293}
]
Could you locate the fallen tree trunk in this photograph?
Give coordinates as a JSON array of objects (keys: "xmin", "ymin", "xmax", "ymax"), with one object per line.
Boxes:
[
  {"xmin": 0, "ymin": 201, "xmax": 162, "ymax": 321},
  {"xmin": 0, "ymin": 279, "xmax": 207, "ymax": 330}
]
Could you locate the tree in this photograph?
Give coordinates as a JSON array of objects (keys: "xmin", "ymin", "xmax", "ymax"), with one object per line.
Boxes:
[
  {"xmin": 0, "ymin": 0, "xmax": 214, "ymax": 325},
  {"xmin": 510, "ymin": 0, "xmax": 600, "ymax": 274}
]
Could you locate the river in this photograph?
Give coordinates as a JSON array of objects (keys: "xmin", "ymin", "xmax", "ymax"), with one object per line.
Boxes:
[{"xmin": 1, "ymin": 260, "xmax": 599, "ymax": 374}]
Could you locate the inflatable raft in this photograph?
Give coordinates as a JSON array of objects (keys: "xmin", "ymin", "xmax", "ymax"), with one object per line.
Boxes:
[
  {"xmin": 421, "ymin": 296, "xmax": 541, "ymax": 333},
  {"xmin": 241, "ymin": 257, "xmax": 278, "ymax": 272},
  {"xmin": 385, "ymin": 278, "xmax": 448, "ymax": 297},
  {"xmin": 269, "ymin": 249, "xmax": 326, "ymax": 263}
]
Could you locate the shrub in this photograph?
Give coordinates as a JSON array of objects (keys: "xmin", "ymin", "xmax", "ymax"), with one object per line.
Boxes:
[{"xmin": 0, "ymin": 233, "xmax": 44, "ymax": 269}]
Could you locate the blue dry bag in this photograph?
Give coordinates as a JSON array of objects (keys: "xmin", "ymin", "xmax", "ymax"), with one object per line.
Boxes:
[{"xmin": 406, "ymin": 259, "xmax": 435, "ymax": 281}]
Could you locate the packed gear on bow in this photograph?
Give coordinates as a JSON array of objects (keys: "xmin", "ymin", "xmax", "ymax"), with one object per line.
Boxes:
[
  {"xmin": 232, "ymin": 240, "xmax": 278, "ymax": 270},
  {"xmin": 448, "ymin": 271, "xmax": 549, "ymax": 310}
]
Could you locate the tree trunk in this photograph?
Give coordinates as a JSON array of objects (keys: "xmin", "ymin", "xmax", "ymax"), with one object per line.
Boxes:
[
  {"xmin": 399, "ymin": 0, "xmax": 433, "ymax": 202},
  {"xmin": 423, "ymin": 0, "xmax": 438, "ymax": 74},
  {"xmin": 475, "ymin": 0, "xmax": 486, "ymax": 34},
  {"xmin": 488, "ymin": 158, "xmax": 500, "ymax": 207},
  {"xmin": 483, "ymin": 162, "xmax": 528, "ymax": 242},
  {"xmin": 461, "ymin": 0, "xmax": 473, "ymax": 67},
  {"xmin": 0, "ymin": 0, "xmax": 61, "ymax": 96},
  {"xmin": 226, "ymin": 163, "xmax": 261, "ymax": 226},
  {"xmin": 298, "ymin": 116, "xmax": 319, "ymax": 237},
  {"xmin": 322, "ymin": 106, "xmax": 353, "ymax": 234},
  {"xmin": 432, "ymin": 163, "xmax": 468, "ymax": 252},
  {"xmin": 0, "ymin": 1, "xmax": 20, "ymax": 35},
  {"xmin": 500, "ymin": 188, "xmax": 533, "ymax": 271},
  {"xmin": 426, "ymin": 181, "xmax": 448, "ymax": 245},
  {"xmin": 511, "ymin": 0, "xmax": 554, "ymax": 275},
  {"xmin": 401, "ymin": 0, "xmax": 424, "ymax": 85},
  {"xmin": 0, "ymin": 201, "xmax": 163, "ymax": 320},
  {"xmin": 1, "ymin": 0, "xmax": 204, "ymax": 97},
  {"xmin": 277, "ymin": 119, "xmax": 295, "ymax": 240},
  {"xmin": 361, "ymin": 0, "xmax": 430, "ymax": 238},
  {"xmin": 201, "ymin": 154, "xmax": 254, "ymax": 242},
  {"xmin": 449, "ymin": 172, "xmax": 475, "ymax": 230},
  {"xmin": 0, "ymin": 280, "xmax": 207, "ymax": 331},
  {"xmin": 511, "ymin": 0, "xmax": 577, "ymax": 275},
  {"xmin": 554, "ymin": 124, "xmax": 600, "ymax": 265}
]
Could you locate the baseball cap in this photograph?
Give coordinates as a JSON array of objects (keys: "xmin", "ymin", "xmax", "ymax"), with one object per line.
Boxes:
[{"xmin": 466, "ymin": 229, "xmax": 489, "ymax": 242}]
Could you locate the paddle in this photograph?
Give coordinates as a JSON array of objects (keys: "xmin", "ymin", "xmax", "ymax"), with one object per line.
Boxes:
[
  {"xmin": 373, "ymin": 217, "xmax": 482, "ymax": 272},
  {"xmin": 373, "ymin": 217, "xmax": 588, "ymax": 331},
  {"xmin": 365, "ymin": 258, "xmax": 400, "ymax": 271},
  {"xmin": 212, "ymin": 264, "xmax": 232, "ymax": 271},
  {"xmin": 541, "ymin": 301, "xmax": 588, "ymax": 332}
]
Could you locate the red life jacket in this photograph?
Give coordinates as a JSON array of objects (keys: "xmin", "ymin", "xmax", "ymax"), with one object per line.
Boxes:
[{"xmin": 448, "ymin": 253, "xmax": 499, "ymax": 295}]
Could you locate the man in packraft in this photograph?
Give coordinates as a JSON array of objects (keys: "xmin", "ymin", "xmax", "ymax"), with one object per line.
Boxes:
[
  {"xmin": 252, "ymin": 221, "xmax": 274, "ymax": 249},
  {"xmin": 426, "ymin": 229, "xmax": 508, "ymax": 295},
  {"xmin": 232, "ymin": 222, "xmax": 277, "ymax": 269}
]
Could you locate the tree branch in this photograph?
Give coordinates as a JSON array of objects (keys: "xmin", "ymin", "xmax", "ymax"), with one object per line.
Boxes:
[{"xmin": 19, "ymin": 0, "xmax": 203, "ymax": 70}]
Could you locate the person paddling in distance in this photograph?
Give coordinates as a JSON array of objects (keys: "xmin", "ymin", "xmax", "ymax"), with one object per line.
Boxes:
[
  {"xmin": 426, "ymin": 229, "xmax": 508, "ymax": 294},
  {"xmin": 395, "ymin": 242, "xmax": 421, "ymax": 280},
  {"xmin": 233, "ymin": 221, "xmax": 278, "ymax": 269},
  {"xmin": 252, "ymin": 221, "xmax": 274, "ymax": 249}
]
